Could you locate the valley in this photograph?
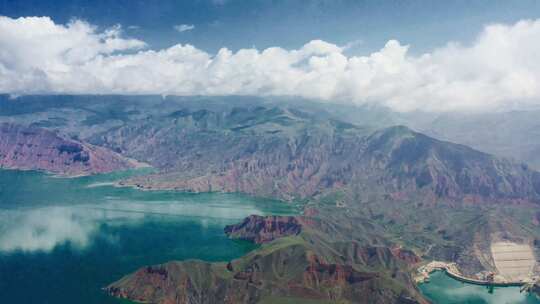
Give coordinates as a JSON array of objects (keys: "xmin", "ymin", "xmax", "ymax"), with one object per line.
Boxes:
[{"xmin": 1, "ymin": 95, "xmax": 540, "ymax": 303}]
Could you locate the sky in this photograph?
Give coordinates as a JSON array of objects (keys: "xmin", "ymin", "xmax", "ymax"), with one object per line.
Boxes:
[{"xmin": 1, "ymin": 0, "xmax": 540, "ymax": 112}]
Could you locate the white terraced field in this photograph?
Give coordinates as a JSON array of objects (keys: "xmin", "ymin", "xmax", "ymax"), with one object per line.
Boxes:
[{"xmin": 491, "ymin": 242, "xmax": 535, "ymax": 281}]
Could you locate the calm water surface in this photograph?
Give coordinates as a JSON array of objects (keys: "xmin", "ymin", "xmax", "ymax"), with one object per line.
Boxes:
[
  {"xmin": 3, "ymin": 169, "xmax": 540, "ymax": 304},
  {"xmin": 0, "ymin": 169, "xmax": 297, "ymax": 303},
  {"xmin": 419, "ymin": 271, "xmax": 540, "ymax": 304}
]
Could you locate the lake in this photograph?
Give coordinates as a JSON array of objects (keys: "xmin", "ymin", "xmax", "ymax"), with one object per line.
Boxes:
[
  {"xmin": 3, "ymin": 169, "xmax": 540, "ymax": 304},
  {"xmin": 0, "ymin": 169, "xmax": 297, "ymax": 303},
  {"xmin": 419, "ymin": 271, "xmax": 540, "ymax": 304}
]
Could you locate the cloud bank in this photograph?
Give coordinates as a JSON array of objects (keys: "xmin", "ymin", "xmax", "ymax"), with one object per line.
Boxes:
[{"xmin": 1, "ymin": 16, "xmax": 540, "ymax": 111}]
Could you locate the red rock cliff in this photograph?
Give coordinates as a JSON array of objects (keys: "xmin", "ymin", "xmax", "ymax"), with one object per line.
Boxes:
[{"xmin": 0, "ymin": 123, "xmax": 136, "ymax": 175}]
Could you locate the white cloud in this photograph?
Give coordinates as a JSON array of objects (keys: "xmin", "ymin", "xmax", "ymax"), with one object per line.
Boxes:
[
  {"xmin": 0, "ymin": 198, "xmax": 264, "ymax": 252},
  {"xmin": 1, "ymin": 16, "xmax": 540, "ymax": 111},
  {"xmin": 0, "ymin": 207, "xmax": 99, "ymax": 252},
  {"xmin": 174, "ymin": 24, "xmax": 195, "ymax": 32}
]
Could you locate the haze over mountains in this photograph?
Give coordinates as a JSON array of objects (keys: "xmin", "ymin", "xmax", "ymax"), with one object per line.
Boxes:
[
  {"xmin": 331, "ymin": 105, "xmax": 540, "ymax": 170},
  {"xmin": 3, "ymin": 94, "xmax": 540, "ymax": 170}
]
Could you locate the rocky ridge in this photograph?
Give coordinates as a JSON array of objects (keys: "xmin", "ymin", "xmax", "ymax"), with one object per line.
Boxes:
[
  {"xmin": 108, "ymin": 108, "xmax": 540, "ymax": 207},
  {"xmin": 0, "ymin": 123, "xmax": 137, "ymax": 175},
  {"xmin": 99, "ymin": 106, "xmax": 540, "ymax": 295},
  {"xmin": 107, "ymin": 213, "xmax": 427, "ymax": 304},
  {"xmin": 224, "ymin": 215, "xmax": 304, "ymax": 244},
  {"xmin": 2, "ymin": 97, "xmax": 540, "ymax": 301}
]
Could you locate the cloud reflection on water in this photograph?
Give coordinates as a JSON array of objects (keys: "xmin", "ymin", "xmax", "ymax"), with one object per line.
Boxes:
[{"xmin": 0, "ymin": 199, "xmax": 263, "ymax": 253}]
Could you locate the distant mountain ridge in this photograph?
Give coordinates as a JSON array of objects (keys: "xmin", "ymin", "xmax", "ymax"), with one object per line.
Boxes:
[
  {"xmin": 87, "ymin": 106, "xmax": 540, "ymax": 206},
  {"xmin": 3, "ymin": 94, "xmax": 540, "ymax": 169}
]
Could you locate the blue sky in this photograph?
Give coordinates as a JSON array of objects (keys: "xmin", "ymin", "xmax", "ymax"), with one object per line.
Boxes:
[{"xmin": 1, "ymin": 0, "xmax": 539, "ymax": 54}]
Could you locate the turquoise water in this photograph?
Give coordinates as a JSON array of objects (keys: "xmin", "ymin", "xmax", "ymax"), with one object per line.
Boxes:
[
  {"xmin": 0, "ymin": 169, "xmax": 297, "ymax": 303},
  {"xmin": 3, "ymin": 169, "xmax": 539, "ymax": 304},
  {"xmin": 419, "ymin": 271, "xmax": 540, "ymax": 304}
]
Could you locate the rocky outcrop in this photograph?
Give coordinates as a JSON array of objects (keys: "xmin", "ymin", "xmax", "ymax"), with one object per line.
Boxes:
[
  {"xmin": 224, "ymin": 215, "xmax": 304, "ymax": 244},
  {"xmin": 303, "ymin": 253, "xmax": 379, "ymax": 287},
  {"xmin": 107, "ymin": 214, "xmax": 429, "ymax": 304},
  {"xmin": 106, "ymin": 261, "xmax": 243, "ymax": 304},
  {"xmin": 391, "ymin": 247, "xmax": 422, "ymax": 265},
  {"xmin": 0, "ymin": 123, "xmax": 136, "ymax": 175},
  {"xmin": 107, "ymin": 243, "xmax": 425, "ymax": 304}
]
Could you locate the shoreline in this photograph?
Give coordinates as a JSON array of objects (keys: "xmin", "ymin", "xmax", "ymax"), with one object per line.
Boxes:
[{"xmin": 416, "ymin": 261, "xmax": 530, "ymax": 287}]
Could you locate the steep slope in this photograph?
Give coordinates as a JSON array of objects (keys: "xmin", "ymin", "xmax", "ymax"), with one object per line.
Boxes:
[
  {"xmin": 0, "ymin": 123, "xmax": 137, "ymax": 175},
  {"xmin": 317, "ymin": 102, "xmax": 540, "ymax": 171},
  {"xmin": 94, "ymin": 106, "xmax": 369, "ymax": 200},
  {"xmin": 412, "ymin": 110, "xmax": 540, "ymax": 170},
  {"xmin": 95, "ymin": 106, "xmax": 540, "ymax": 288},
  {"xmin": 353, "ymin": 126, "xmax": 540, "ymax": 204},
  {"xmin": 3, "ymin": 96, "xmax": 540, "ymax": 299},
  {"xmin": 3, "ymin": 94, "xmax": 540, "ymax": 170},
  {"xmin": 107, "ymin": 214, "xmax": 427, "ymax": 304},
  {"xmin": 89, "ymin": 107, "xmax": 540, "ymax": 205}
]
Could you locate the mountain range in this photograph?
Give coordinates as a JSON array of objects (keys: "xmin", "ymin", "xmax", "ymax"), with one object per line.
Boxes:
[{"xmin": 1, "ymin": 95, "xmax": 540, "ymax": 303}]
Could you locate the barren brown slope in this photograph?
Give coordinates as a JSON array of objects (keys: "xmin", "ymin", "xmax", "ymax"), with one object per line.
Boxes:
[
  {"xmin": 0, "ymin": 123, "xmax": 136, "ymax": 176},
  {"xmin": 93, "ymin": 107, "xmax": 540, "ymax": 206}
]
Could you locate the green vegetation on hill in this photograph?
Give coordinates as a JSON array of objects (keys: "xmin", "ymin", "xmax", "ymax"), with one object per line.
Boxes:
[{"xmin": 2, "ymin": 95, "xmax": 540, "ymax": 303}]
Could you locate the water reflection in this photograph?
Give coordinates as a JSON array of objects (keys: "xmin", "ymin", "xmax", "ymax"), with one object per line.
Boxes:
[
  {"xmin": 0, "ymin": 199, "xmax": 264, "ymax": 253},
  {"xmin": 0, "ymin": 169, "xmax": 296, "ymax": 304},
  {"xmin": 0, "ymin": 169, "xmax": 295, "ymax": 253},
  {"xmin": 0, "ymin": 206, "xmax": 98, "ymax": 252}
]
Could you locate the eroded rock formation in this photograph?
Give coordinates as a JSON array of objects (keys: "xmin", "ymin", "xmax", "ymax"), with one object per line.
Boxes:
[
  {"xmin": 107, "ymin": 215, "xmax": 427, "ymax": 304},
  {"xmin": 0, "ymin": 123, "xmax": 136, "ymax": 175},
  {"xmin": 224, "ymin": 215, "xmax": 304, "ymax": 244}
]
